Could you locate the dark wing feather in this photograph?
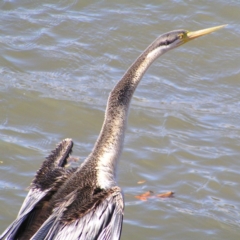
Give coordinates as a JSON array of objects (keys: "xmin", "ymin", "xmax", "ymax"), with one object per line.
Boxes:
[
  {"xmin": 31, "ymin": 187, "xmax": 124, "ymax": 240},
  {"xmin": 0, "ymin": 139, "xmax": 74, "ymax": 240},
  {"xmin": 0, "ymin": 188, "xmax": 49, "ymax": 240}
]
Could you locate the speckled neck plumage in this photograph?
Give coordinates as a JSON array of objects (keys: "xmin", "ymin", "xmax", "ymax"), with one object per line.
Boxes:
[{"xmin": 83, "ymin": 39, "xmax": 168, "ymax": 189}]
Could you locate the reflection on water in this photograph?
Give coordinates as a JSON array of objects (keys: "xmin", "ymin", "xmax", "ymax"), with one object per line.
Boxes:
[{"xmin": 0, "ymin": 1, "xmax": 240, "ymax": 239}]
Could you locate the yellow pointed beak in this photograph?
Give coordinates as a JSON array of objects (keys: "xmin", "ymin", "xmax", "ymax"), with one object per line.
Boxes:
[{"xmin": 186, "ymin": 24, "xmax": 227, "ymax": 41}]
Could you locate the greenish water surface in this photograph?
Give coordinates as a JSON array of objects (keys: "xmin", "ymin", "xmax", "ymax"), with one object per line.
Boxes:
[{"xmin": 0, "ymin": 1, "xmax": 239, "ymax": 239}]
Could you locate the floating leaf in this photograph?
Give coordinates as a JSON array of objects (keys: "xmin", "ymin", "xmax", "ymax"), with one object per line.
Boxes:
[
  {"xmin": 137, "ymin": 180, "xmax": 146, "ymax": 184},
  {"xmin": 68, "ymin": 156, "xmax": 80, "ymax": 162},
  {"xmin": 135, "ymin": 191, "xmax": 154, "ymax": 201},
  {"xmin": 135, "ymin": 190, "xmax": 174, "ymax": 201},
  {"xmin": 157, "ymin": 191, "xmax": 174, "ymax": 198}
]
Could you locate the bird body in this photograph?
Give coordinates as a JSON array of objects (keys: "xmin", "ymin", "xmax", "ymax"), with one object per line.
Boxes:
[{"xmin": 0, "ymin": 25, "xmax": 225, "ymax": 240}]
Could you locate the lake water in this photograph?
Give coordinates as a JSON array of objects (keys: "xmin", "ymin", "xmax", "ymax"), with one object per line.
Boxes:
[{"xmin": 0, "ymin": 1, "xmax": 239, "ymax": 239}]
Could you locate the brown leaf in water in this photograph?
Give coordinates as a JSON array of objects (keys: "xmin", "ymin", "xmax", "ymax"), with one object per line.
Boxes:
[
  {"xmin": 137, "ymin": 180, "xmax": 146, "ymax": 184},
  {"xmin": 157, "ymin": 191, "xmax": 174, "ymax": 198},
  {"xmin": 135, "ymin": 191, "xmax": 154, "ymax": 201},
  {"xmin": 65, "ymin": 156, "xmax": 80, "ymax": 167},
  {"xmin": 68, "ymin": 156, "xmax": 80, "ymax": 162}
]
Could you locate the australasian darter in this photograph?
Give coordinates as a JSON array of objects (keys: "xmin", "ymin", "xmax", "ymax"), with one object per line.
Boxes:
[{"xmin": 0, "ymin": 25, "xmax": 225, "ymax": 240}]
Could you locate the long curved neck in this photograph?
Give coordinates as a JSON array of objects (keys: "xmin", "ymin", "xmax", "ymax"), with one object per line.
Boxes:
[{"xmin": 85, "ymin": 41, "xmax": 166, "ymax": 188}]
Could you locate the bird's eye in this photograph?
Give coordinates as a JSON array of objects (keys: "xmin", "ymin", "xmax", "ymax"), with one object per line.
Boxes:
[
  {"xmin": 178, "ymin": 33, "xmax": 184, "ymax": 39},
  {"xmin": 178, "ymin": 32, "xmax": 188, "ymax": 39}
]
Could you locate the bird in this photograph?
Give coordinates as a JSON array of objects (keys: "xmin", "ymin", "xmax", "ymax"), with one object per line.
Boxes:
[{"xmin": 0, "ymin": 25, "xmax": 225, "ymax": 240}]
